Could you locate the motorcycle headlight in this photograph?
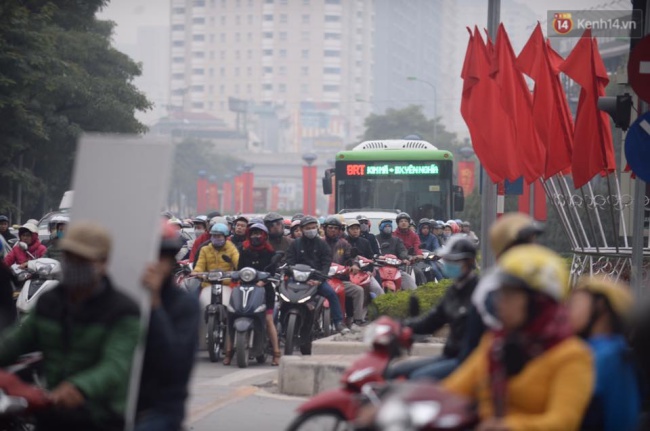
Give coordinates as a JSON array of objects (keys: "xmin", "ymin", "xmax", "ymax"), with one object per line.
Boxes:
[
  {"xmin": 279, "ymin": 293, "xmax": 290, "ymax": 302},
  {"xmin": 211, "ymin": 285, "xmax": 222, "ymax": 296},
  {"xmin": 292, "ymin": 270, "xmax": 310, "ymax": 282},
  {"xmin": 297, "ymin": 295, "xmax": 312, "ymax": 304},
  {"xmin": 408, "ymin": 401, "xmax": 441, "ymax": 428},
  {"xmin": 376, "ymin": 399, "xmax": 409, "ymax": 430},
  {"xmin": 254, "ymin": 304, "xmax": 267, "ymax": 313},
  {"xmin": 239, "ymin": 268, "xmax": 257, "ymax": 283},
  {"xmin": 208, "ymin": 271, "xmax": 222, "ymax": 282}
]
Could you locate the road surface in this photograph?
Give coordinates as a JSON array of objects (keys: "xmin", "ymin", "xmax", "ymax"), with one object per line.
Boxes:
[{"xmin": 185, "ymin": 350, "xmax": 304, "ymax": 430}]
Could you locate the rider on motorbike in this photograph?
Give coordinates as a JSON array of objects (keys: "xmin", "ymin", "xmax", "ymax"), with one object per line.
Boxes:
[
  {"xmin": 236, "ymin": 223, "xmax": 282, "ymax": 366},
  {"xmin": 322, "ymin": 217, "xmax": 366, "ymax": 329},
  {"xmin": 192, "ymin": 216, "xmax": 208, "ymax": 239},
  {"xmin": 568, "ymin": 276, "xmax": 641, "ymax": 431},
  {"xmin": 0, "ymin": 215, "xmax": 16, "ymax": 258},
  {"xmin": 230, "ymin": 216, "xmax": 249, "ymax": 252},
  {"xmin": 443, "ymin": 245, "xmax": 594, "ymax": 431},
  {"xmin": 3, "ymin": 222, "xmax": 46, "ymax": 268},
  {"xmin": 356, "ymin": 215, "xmax": 380, "ymax": 256},
  {"xmin": 393, "ymin": 213, "xmax": 428, "ymax": 286},
  {"xmin": 388, "ymin": 236, "xmax": 479, "ymax": 380},
  {"xmin": 44, "ymin": 215, "xmax": 69, "ymax": 261},
  {"xmin": 190, "ymin": 216, "xmax": 227, "ymax": 264},
  {"xmin": 289, "ymin": 220, "xmax": 302, "ymax": 239},
  {"xmin": 264, "ymin": 212, "xmax": 292, "ymax": 254},
  {"xmin": 346, "ymin": 220, "xmax": 384, "ymax": 298},
  {"xmin": 376, "ymin": 219, "xmax": 417, "ymax": 291},
  {"xmin": 285, "ymin": 216, "xmax": 348, "ymax": 334},
  {"xmin": 417, "ymin": 218, "xmax": 445, "ymax": 281}
]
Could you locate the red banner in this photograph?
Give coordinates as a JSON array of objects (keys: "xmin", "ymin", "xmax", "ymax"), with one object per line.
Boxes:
[
  {"xmin": 196, "ymin": 172, "xmax": 208, "ymax": 214},
  {"xmin": 302, "ymin": 165, "xmax": 317, "ymax": 216},
  {"xmin": 234, "ymin": 175, "xmax": 244, "ymax": 213},
  {"xmin": 533, "ymin": 180, "xmax": 547, "ymax": 221},
  {"xmin": 207, "ymin": 177, "xmax": 219, "ymax": 212},
  {"xmin": 242, "ymin": 172, "xmax": 254, "ymax": 213},
  {"xmin": 222, "ymin": 181, "xmax": 233, "ymax": 213},
  {"xmin": 270, "ymin": 184, "xmax": 280, "ymax": 211},
  {"xmin": 457, "ymin": 161, "xmax": 476, "ymax": 197}
]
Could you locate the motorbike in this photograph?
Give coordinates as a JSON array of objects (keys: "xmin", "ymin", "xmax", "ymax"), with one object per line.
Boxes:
[
  {"xmin": 0, "ymin": 353, "xmax": 48, "ymax": 431},
  {"xmin": 227, "ymin": 267, "xmax": 278, "ymax": 368},
  {"xmin": 414, "ymin": 250, "xmax": 442, "ymax": 284},
  {"xmin": 278, "ymin": 264, "xmax": 329, "ymax": 356},
  {"xmin": 374, "ymin": 255, "xmax": 405, "ymax": 293},
  {"xmin": 15, "ymin": 258, "xmax": 61, "ymax": 317},
  {"xmin": 286, "ymin": 316, "xmax": 413, "ymax": 431},
  {"xmin": 327, "ymin": 262, "xmax": 349, "ymax": 330},
  {"xmin": 173, "ymin": 259, "xmax": 193, "ymax": 285}
]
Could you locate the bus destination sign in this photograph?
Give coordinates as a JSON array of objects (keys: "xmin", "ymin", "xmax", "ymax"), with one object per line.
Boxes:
[{"xmin": 344, "ymin": 162, "xmax": 440, "ymax": 177}]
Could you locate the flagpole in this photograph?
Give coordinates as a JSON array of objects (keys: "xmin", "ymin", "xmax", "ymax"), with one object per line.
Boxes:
[{"xmin": 479, "ymin": 0, "xmax": 500, "ymax": 270}]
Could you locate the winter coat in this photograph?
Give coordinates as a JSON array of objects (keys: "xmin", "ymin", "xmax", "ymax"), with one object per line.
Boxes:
[
  {"xmin": 324, "ymin": 236, "xmax": 353, "ymax": 266},
  {"xmin": 346, "ymin": 235, "xmax": 374, "ymax": 259},
  {"xmin": 269, "ymin": 235, "xmax": 293, "ymax": 254},
  {"xmin": 194, "ymin": 241, "xmax": 240, "ymax": 274},
  {"xmin": 393, "ymin": 229, "xmax": 422, "ymax": 256},
  {"xmin": 286, "ymin": 236, "xmax": 332, "ymax": 274},
  {"xmin": 4, "ymin": 236, "xmax": 47, "ymax": 266},
  {"xmin": 418, "ymin": 230, "xmax": 441, "ymax": 252},
  {"xmin": 360, "ymin": 231, "xmax": 380, "ymax": 256},
  {"xmin": 376, "ymin": 234, "xmax": 408, "ymax": 260},
  {"xmin": 189, "ymin": 231, "xmax": 210, "ymax": 262}
]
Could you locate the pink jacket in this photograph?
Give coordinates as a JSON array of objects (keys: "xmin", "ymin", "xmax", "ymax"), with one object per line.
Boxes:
[{"xmin": 4, "ymin": 235, "xmax": 47, "ymax": 266}]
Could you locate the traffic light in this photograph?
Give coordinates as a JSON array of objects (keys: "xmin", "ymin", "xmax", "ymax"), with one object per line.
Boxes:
[{"xmin": 597, "ymin": 93, "xmax": 633, "ymax": 130}]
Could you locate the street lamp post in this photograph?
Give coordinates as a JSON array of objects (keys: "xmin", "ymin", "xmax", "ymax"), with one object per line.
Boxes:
[
  {"xmin": 407, "ymin": 76, "xmax": 438, "ymax": 145},
  {"xmin": 302, "ymin": 153, "xmax": 318, "ymax": 216}
]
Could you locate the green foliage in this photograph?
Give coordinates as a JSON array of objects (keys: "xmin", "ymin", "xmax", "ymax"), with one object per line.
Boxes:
[
  {"xmin": 0, "ymin": 1, "xmax": 150, "ymax": 220},
  {"xmin": 357, "ymin": 105, "xmax": 459, "ymax": 149},
  {"xmin": 372, "ymin": 280, "xmax": 453, "ymax": 319}
]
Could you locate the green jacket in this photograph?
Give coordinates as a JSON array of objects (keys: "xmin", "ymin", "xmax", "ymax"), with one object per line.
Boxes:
[
  {"xmin": 0, "ymin": 277, "xmax": 141, "ymax": 428},
  {"xmin": 44, "ymin": 237, "xmax": 64, "ymax": 262}
]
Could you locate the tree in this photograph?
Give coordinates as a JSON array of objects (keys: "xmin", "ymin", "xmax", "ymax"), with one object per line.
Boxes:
[
  {"xmin": 357, "ymin": 105, "xmax": 459, "ymax": 149},
  {"xmin": 0, "ymin": 1, "xmax": 150, "ymax": 221}
]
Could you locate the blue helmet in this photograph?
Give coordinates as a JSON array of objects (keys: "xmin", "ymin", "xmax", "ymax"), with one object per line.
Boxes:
[
  {"xmin": 210, "ymin": 223, "xmax": 230, "ymax": 236},
  {"xmin": 379, "ymin": 219, "xmax": 394, "ymax": 231}
]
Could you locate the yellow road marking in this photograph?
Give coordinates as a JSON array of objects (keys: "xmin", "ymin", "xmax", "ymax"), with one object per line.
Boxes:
[{"xmin": 188, "ymin": 385, "xmax": 259, "ymax": 424}]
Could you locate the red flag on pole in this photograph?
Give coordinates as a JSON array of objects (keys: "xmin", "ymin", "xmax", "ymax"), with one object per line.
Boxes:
[
  {"xmin": 196, "ymin": 172, "xmax": 208, "ymax": 214},
  {"xmin": 460, "ymin": 27, "xmax": 518, "ymax": 183},
  {"xmin": 222, "ymin": 181, "xmax": 233, "ymax": 213},
  {"xmin": 516, "ymin": 24, "xmax": 574, "ymax": 179},
  {"xmin": 491, "ymin": 24, "xmax": 545, "ymax": 184},
  {"xmin": 533, "ymin": 180, "xmax": 547, "ymax": 221},
  {"xmin": 559, "ymin": 29, "xmax": 616, "ymax": 189}
]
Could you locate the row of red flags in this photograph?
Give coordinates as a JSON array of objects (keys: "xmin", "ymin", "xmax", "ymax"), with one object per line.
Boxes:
[{"xmin": 461, "ymin": 23, "xmax": 616, "ymax": 189}]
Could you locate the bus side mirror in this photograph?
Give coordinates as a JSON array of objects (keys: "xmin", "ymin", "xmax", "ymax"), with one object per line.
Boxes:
[
  {"xmin": 453, "ymin": 185, "xmax": 465, "ymax": 212},
  {"xmin": 322, "ymin": 168, "xmax": 334, "ymax": 195}
]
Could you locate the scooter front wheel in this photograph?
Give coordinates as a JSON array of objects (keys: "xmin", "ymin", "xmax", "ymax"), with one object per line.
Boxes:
[
  {"xmin": 284, "ymin": 314, "xmax": 298, "ymax": 356},
  {"xmin": 235, "ymin": 331, "xmax": 250, "ymax": 368},
  {"xmin": 207, "ymin": 312, "xmax": 222, "ymax": 363},
  {"xmin": 286, "ymin": 410, "xmax": 349, "ymax": 431}
]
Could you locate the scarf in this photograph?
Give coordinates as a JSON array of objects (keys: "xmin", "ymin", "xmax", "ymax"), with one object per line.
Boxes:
[
  {"xmin": 243, "ymin": 231, "xmax": 274, "ymax": 253},
  {"xmin": 488, "ymin": 294, "xmax": 573, "ymax": 417}
]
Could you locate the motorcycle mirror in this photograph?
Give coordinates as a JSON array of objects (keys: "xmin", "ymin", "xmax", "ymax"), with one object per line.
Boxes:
[
  {"xmin": 408, "ymin": 294, "xmax": 420, "ymax": 317},
  {"xmin": 18, "ymin": 242, "xmax": 28, "ymax": 251}
]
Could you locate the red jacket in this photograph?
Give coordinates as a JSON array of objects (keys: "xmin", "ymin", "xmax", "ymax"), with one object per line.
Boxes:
[
  {"xmin": 393, "ymin": 229, "xmax": 422, "ymax": 256},
  {"xmin": 190, "ymin": 231, "xmax": 210, "ymax": 262},
  {"xmin": 4, "ymin": 235, "xmax": 47, "ymax": 266}
]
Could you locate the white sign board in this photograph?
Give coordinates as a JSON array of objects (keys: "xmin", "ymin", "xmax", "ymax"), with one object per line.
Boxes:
[{"xmin": 69, "ymin": 133, "xmax": 173, "ymax": 429}]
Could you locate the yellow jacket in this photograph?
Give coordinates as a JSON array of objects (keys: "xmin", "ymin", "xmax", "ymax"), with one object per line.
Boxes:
[
  {"xmin": 443, "ymin": 333, "xmax": 594, "ymax": 431},
  {"xmin": 194, "ymin": 241, "xmax": 240, "ymax": 284}
]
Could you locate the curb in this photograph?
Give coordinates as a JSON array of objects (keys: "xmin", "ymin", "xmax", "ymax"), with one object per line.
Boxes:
[
  {"xmin": 312, "ymin": 334, "xmax": 445, "ymax": 357},
  {"xmin": 278, "ymin": 355, "xmax": 357, "ymax": 397}
]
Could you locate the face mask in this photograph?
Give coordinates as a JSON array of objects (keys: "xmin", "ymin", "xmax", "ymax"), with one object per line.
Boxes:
[
  {"xmin": 57, "ymin": 230, "xmax": 65, "ymax": 239},
  {"xmin": 303, "ymin": 228, "xmax": 318, "ymax": 239},
  {"xmin": 443, "ymin": 261, "xmax": 463, "ymax": 279},
  {"xmin": 382, "ymin": 226, "xmax": 393, "ymax": 235},
  {"xmin": 443, "ymin": 232, "xmax": 451, "ymax": 238},
  {"xmin": 360, "ymin": 224, "xmax": 369, "ymax": 233},
  {"xmin": 251, "ymin": 237, "xmax": 263, "ymax": 247},
  {"xmin": 211, "ymin": 237, "xmax": 226, "ymax": 248},
  {"xmin": 195, "ymin": 228, "xmax": 205, "ymax": 236},
  {"xmin": 62, "ymin": 260, "xmax": 98, "ymax": 290}
]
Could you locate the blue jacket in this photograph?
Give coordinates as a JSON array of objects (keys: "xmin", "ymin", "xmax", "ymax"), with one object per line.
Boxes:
[
  {"xmin": 418, "ymin": 231, "xmax": 440, "ymax": 252},
  {"xmin": 581, "ymin": 335, "xmax": 641, "ymax": 431}
]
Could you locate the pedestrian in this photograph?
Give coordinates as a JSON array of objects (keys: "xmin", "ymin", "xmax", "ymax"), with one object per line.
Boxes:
[
  {"xmin": 44, "ymin": 215, "xmax": 69, "ymax": 261},
  {"xmin": 4, "ymin": 222, "xmax": 46, "ymax": 267},
  {"xmin": 136, "ymin": 224, "xmax": 200, "ymax": 431},
  {"xmin": 0, "ymin": 221, "xmax": 141, "ymax": 431}
]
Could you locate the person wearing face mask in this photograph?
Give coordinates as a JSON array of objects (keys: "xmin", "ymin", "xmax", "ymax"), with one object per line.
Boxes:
[
  {"xmin": 356, "ymin": 215, "xmax": 380, "ymax": 256},
  {"xmin": 376, "ymin": 219, "xmax": 417, "ymax": 290},
  {"xmin": 193, "ymin": 223, "xmax": 239, "ymax": 277},
  {"xmin": 386, "ymin": 236, "xmax": 479, "ymax": 380},
  {"xmin": 190, "ymin": 216, "xmax": 227, "ymax": 265},
  {"xmin": 286, "ymin": 216, "xmax": 348, "ymax": 334},
  {"xmin": 0, "ymin": 221, "xmax": 141, "ymax": 431},
  {"xmin": 192, "ymin": 216, "xmax": 208, "ymax": 240},
  {"xmin": 230, "ymin": 216, "xmax": 249, "ymax": 252},
  {"xmin": 443, "ymin": 245, "xmax": 593, "ymax": 431},
  {"xmin": 4, "ymin": 222, "xmax": 46, "ymax": 268},
  {"xmin": 44, "ymin": 215, "xmax": 69, "ymax": 261},
  {"xmin": 264, "ymin": 212, "xmax": 293, "ymax": 254},
  {"xmin": 235, "ymin": 223, "xmax": 282, "ymax": 365},
  {"xmin": 289, "ymin": 220, "xmax": 302, "ymax": 239},
  {"xmin": 0, "ymin": 215, "xmax": 16, "ymax": 259},
  {"xmin": 441, "ymin": 223, "xmax": 453, "ymax": 245}
]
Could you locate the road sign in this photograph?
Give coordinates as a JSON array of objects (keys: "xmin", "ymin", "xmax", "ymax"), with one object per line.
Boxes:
[
  {"xmin": 628, "ymin": 35, "xmax": 650, "ymax": 103},
  {"xmin": 625, "ymin": 111, "xmax": 650, "ymax": 182}
]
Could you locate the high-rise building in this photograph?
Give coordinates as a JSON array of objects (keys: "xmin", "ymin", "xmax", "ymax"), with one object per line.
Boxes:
[{"xmin": 169, "ymin": 0, "xmax": 373, "ymax": 153}]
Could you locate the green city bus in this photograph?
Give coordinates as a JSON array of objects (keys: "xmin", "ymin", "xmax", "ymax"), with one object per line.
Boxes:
[{"xmin": 323, "ymin": 139, "xmax": 464, "ymax": 222}]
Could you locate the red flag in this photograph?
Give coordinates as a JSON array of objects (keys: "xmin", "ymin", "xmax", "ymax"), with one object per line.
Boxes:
[
  {"xmin": 517, "ymin": 23, "xmax": 574, "ymax": 179},
  {"xmin": 491, "ymin": 24, "xmax": 545, "ymax": 183},
  {"xmin": 533, "ymin": 180, "xmax": 547, "ymax": 221},
  {"xmin": 559, "ymin": 29, "xmax": 615, "ymax": 189},
  {"xmin": 519, "ymin": 181, "xmax": 531, "ymax": 214},
  {"xmin": 460, "ymin": 27, "xmax": 518, "ymax": 182}
]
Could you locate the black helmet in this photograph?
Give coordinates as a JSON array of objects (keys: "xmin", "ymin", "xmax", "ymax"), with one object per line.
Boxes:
[
  {"xmin": 264, "ymin": 212, "xmax": 284, "ymax": 224},
  {"xmin": 206, "ymin": 211, "xmax": 221, "ymax": 219},
  {"xmin": 248, "ymin": 217, "xmax": 264, "ymax": 227},
  {"xmin": 396, "ymin": 212, "xmax": 411, "ymax": 223},
  {"xmin": 356, "ymin": 214, "xmax": 369, "ymax": 222},
  {"xmin": 0, "ymin": 215, "xmax": 8, "ymax": 223},
  {"xmin": 300, "ymin": 216, "xmax": 319, "ymax": 227},
  {"xmin": 439, "ymin": 236, "xmax": 477, "ymax": 261},
  {"xmin": 291, "ymin": 213, "xmax": 305, "ymax": 221},
  {"xmin": 418, "ymin": 218, "xmax": 432, "ymax": 228},
  {"xmin": 160, "ymin": 224, "xmax": 183, "ymax": 257},
  {"xmin": 322, "ymin": 216, "xmax": 343, "ymax": 228}
]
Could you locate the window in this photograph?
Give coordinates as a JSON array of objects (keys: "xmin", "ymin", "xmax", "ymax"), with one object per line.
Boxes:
[
  {"xmin": 263, "ymin": 66, "xmax": 273, "ymax": 73},
  {"xmin": 279, "ymin": 49, "xmax": 287, "ymax": 58},
  {"xmin": 191, "ymin": 85, "xmax": 205, "ymax": 92},
  {"xmin": 280, "ymin": 0, "xmax": 288, "ymax": 4},
  {"xmin": 235, "ymin": 84, "xmax": 240, "ymax": 94},
  {"xmin": 279, "ymin": 83, "xmax": 286, "ymax": 92},
  {"xmin": 302, "ymin": 0, "xmax": 309, "ymax": 5},
  {"xmin": 248, "ymin": 0, "xmax": 253, "ymax": 5},
  {"xmin": 279, "ymin": 32, "xmax": 287, "ymax": 41},
  {"xmin": 220, "ymin": 67, "xmax": 225, "ymax": 76},
  {"xmin": 221, "ymin": 16, "xmax": 226, "ymax": 25},
  {"xmin": 263, "ymin": 84, "xmax": 273, "ymax": 90},
  {"xmin": 220, "ymin": 33, "xmax": 226, "ymax": 42},
  {"xmin": 236, "ymin": 15, "xmax": 241, "ymax": 24},
  {"xmin": 193, "ymin": 0, "xmax": 206, "ymax": 6},
  {"xmin": 193, "ymin": 17, "xmax": 205, "ymax": 24},
  {"xmin": 192, "ymin": 102, "xmax": 204, "ymax": 109},
  {"xmin": 235, "ymin": 33, "xmax": 241, "ymax": 42},
  {"xmin": 247, "ymin": 49, "xmax": 252, "ymax": 59},
  {"xmin": 356, "ymin": 44, "xmax": 363, "ymax": 51},
  {"xmin": 210, "ymin": 34, "xmax": 215, "ymax": 42},
  {"xmin": 263, "ymin": 49, "xmax": 273, "ymax": 55},
  {"xmin": 325, "ymin": 15, "xmax": 340, "ymax": 22},
  {"xmin": 220, "ymin": 51, "xmax": 225, "ymax": 60},
  {"xmin": 263, "ymin": 32, "xmax": 273, "ymax": 39},
  {"xmin": 172, "ymin": 40, "xmax": 185, "ymax": 47},
  {"xmin": 279, "ymin": 66, "xmax": 286, "ymax": 75},
  {"xmin": 356, "ymin": 11, "xmax": 362, "ymax": 18},
  {"xmin": 301, "ymin": 66, "xmax": 309, "ymax": 76},
  {"xmin": 302, "ymin": 14, "xmax": 310, "ymax": 24},
  {"xmin": 265, "ymin": 0, "xmax": 273, "ymax": 3},
  {"xmin": 192, "ymin": 68, "xmax": 205, "ymax": 75},
  {"xmin": 172, "ymin": 88, "xmax": 185, "ymax": 96},
  {"xmin": 263, "ymin": 14, "xmax": 273, "ymax": 21},
  {"xmin": 301, "ymin": 49, "xmax": 309, "ymax": 59},
  {"xmin": 301, "ymin": 31, "xmax": 310, "ymax": 41},
  {"xmin": 324, "ymin": 50, "xmax": 340, "ymax": 57},
  {"xmin": 172, "ymin": 56, "xmax": 184, "ymax": 63},
  {"xmin": 247, "ymin": 32, "xmax": 253, "ymax": 41},
  {"xmin": 324, "ymin": 67, "xmax": 340, "ymax": 74},
  {"xmin": 209, "ymin": 102, "xmax": 214, "ymax": 110},
  {"xmin": 210, "ymin": 51, "xmax": 215, "ymax": 60},
  {"xmin": 193, "ymin": 51, "xmax": 205, "ymax": 58},
  {"xmin": 172, "ymin": 24, "xmax": 184, "ymax": 31},
  {"xmin": 280, "ymin": 14, "xmax": 287, "ymax": 23},
  {"xmin": 220, "ymin": 101, "xmax": 225, "ymax": 110},
  {"xmin": 173, "ymin": 7, "xmax": 185, "ymax": 14},
  {"xmin": 325, "ymin": 0, "xmax": 341, "ymax": 3},
  {"xmin": 209, "ymin": 67, "xmax": 214, "ymax": 76},
  {"xmin": 172, "ymin": 73, "xmax": 184, "ymax": 79},
  {"xmin": 236, "ymin": 0, "xmax": 241, "ymax": 7},
  {"xmin": 235, "ymin": 67, "xmax": 240, "ymax": 75},
  {"xmin": 247, "ymin": 84, "xmax": 252, "ymax": 94},
  {"xmin": 300, "ymin": 84, "xmax": 309, "ymax": 94},
  {"xmin": 247, "ymin": 15, "xmax": 253, "ymax": 24},
  {"xmin": 235, "ymin": 51, "xmax": 240, "ymax": 59},
  {"xmin": 323, "ymin": 85, "xmax": 339, "ymax": 92},
  {"xmin": 324, "ymin": 32, "xmax": 341, "ymax": 40},
  {"xmin": 247, "ymin": 66, "xmax": 252, "ymax": 76},
  {"xmin": 220, "ymin": 85, "xmax": 225, "ymax": 94}
]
